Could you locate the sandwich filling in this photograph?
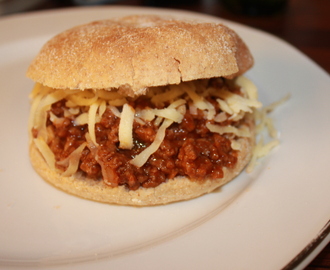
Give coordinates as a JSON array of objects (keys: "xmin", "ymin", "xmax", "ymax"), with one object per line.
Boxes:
[{"xmin": 29, "ymin": 76, "xmax": 261, "ymax": 190}]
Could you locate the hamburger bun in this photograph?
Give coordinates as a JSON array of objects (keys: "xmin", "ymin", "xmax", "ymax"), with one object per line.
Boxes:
[
  {"xmin": 26, "ymin": 15, "xmax": 253, "ymax": 96},
  {"xmin": 27, "ymin": 15, "xmax": 259, "ymax": 206}
]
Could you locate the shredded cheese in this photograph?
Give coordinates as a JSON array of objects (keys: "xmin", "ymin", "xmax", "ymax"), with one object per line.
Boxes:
[
  {"xmin": 88, "ymin": 100, "xmax": 101, "ymax": 146},
  {"xmin": 135, "ymin": 109, "xmax": 155, "ymax": 121},
  {"xmin": 246, "ymin": 93, "xmax": 290, "ymax": 172},
  {"xmin": 67, "ymin": 90, "xmax": 98, "ymax": 106},
  {"xmin": 28, "ymin": 91, "xmax": 44, "ymax": 140},
  {"xmin": 217, "ymin": 99, "xmax": 233, "ymax": 115},
  {"xmin": 118, "ymin": 104, "xmax": 135, "ymax": 149},
  {"xmin": 262, "ymin": 93, "xmax": 291, "ymax": 114},
  {"xmin": 74, "ymin": 112, "xmax": 89, "ymax": 126},
  {"xmin": 29, "ymin": 83, "xmax": 52, "ymax": 99},
  {"xmin": 246, "ymin": 137, "xmax": 280, "ymax": 173},
  {"xmin": 109, "ymin": 105, "xmax": 121, "ymax": 118},
  {"xmin": 214, "ymin": 112, "xmax": 228, "ymax": 123},
  {"xmin": 152, "ymin": 107, "xmax": 184, "ymax": 122},
  {"xmin": 264, "ymin": 116, "xmax": 278, "ymax": 139},
  {"xmin": 31, "ymin": 88, "xmax": 70, "ymax": 143},
  {"xmin": 33, "ymin": 137, "xmax": 56, "ymax": 171},
  {"xmin": 218, "ymin": 89, "xmax": 262, "ymax": 114},
  {"xmin": 177, "ymin": 104, "xmax": 186, "ymax": 117},
  {"xmin": 97, "ymin": 89, "xmax": 124, "ymax": 100},
  {"xmin": 98, "ymin": 100, "xmax": 107, "ymax": 119},
  {"xmin": 246, "ymin": 136, "xmax": 264, "ymax": 173},
  {"xmin": 206, "ymin": 123, "xmax": 251, "ymax": 137},
  {"xmin": 59, "ymin": 142, "xmax": 87, "ymax": 176},
  {"xmin": 68, "ymin": 107, "xmax": 80, "ymax": 115},
  {"xmin": 108, "ymin": 98, "xmax": 127, "ymax": 106},
  {"xmin": 235, "ymin": 75, "xmax": 258, "ymax": 100},
  {"xmin": 31, "ymin": 75, "xmax": 282, "ymax": 176},
  {"xmin": 49, "ymin": 111, "xmax": 63, "ymax": 125},
  {"xmin": 183, "ymin": 82, "xmax": 216, "ymax": 120},
  {"xmin": 167, "ymin": 98, "xmax": 186, "ymax": 109},
  {"xmin": 231, "ymin": 140, "xmax": 242, "ymax": 151},
  {"xmin": 129, "ymin": 118, "xmax": 173, "ymax": 168},
  {"xmin": 259, "ymin": 139, "xmax": 280, "ymax": 157},
  {"xmin": 151, "ymin": 85, "xmax": 185, "ymax": 105},
  {"xmin": 85, "ymin": 132, "xmax": 97, "ymax": 154}
]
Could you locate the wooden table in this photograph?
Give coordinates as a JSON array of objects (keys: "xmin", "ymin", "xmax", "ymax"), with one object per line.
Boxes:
[{"xmin": 11, "ymin": 0, "xmax": 330, "ymax": 268}]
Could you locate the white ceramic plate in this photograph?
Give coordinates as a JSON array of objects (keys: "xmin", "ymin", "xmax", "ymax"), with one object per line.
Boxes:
[{"xmin": 0, "ymin": 6, "xmax": 329, "ymax": 270}]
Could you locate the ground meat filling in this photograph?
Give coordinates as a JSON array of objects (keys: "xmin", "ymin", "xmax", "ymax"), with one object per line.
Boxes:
[{"xmin": 43, "ymin": 80, "xmax": 241, "ymax": 191}]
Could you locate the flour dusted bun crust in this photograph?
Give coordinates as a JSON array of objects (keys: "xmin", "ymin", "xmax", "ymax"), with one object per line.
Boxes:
[
  {"xmin": 26, "ymin": 15, "xmax": 253, "ymax": 96},
  {"xmin": 27, "ymin": 15, "xmax": 259, "ymax": 206}
]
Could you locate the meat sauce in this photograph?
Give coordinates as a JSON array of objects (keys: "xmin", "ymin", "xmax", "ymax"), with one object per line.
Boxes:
[{"xmin": 42, "ymin": 81, "xmax": 240, "ymax": 190}]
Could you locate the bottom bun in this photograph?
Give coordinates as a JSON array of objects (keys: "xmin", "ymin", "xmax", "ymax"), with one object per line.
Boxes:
[{"xmin": 29, "ymin": 123, "xmax": 254, "ymax": 206}]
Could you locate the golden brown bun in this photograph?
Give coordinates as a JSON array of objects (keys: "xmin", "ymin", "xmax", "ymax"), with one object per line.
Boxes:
[
  {"xmin": 26, "ymin": 15, "xmax": 253, "ymax": 97},
  {"xmin": 29, "ymin": 119, "xmax": 254, "ymax": 206}
]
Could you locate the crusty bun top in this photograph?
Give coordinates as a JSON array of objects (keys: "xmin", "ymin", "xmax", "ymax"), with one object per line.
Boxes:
[{"xmin": 26, "ymin": 15, "xmax": 253, "ymax": 97}]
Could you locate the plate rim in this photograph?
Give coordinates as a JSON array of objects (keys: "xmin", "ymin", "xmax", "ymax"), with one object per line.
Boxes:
[{"xmin": 0, "ymin": 6, "xmax": 329, "ymax": 270}]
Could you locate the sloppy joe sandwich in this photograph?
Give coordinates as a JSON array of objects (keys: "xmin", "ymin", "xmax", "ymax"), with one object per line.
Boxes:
[{"xmin": 27, "ymin": 15, "xmax": 262, "ymax": 206}]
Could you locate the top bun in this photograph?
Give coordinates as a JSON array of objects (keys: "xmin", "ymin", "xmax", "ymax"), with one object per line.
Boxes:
[{"xmin": 26, "ymin": 15, "xmax": 253, "ymax": 97}]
